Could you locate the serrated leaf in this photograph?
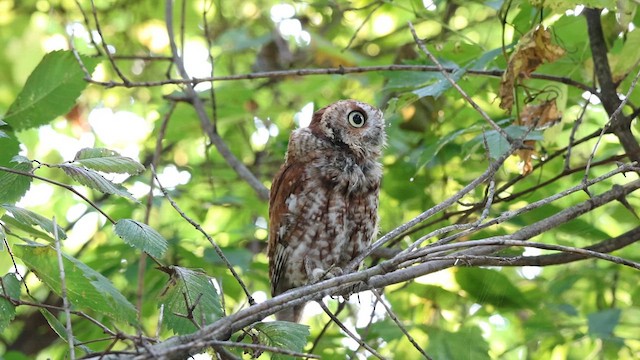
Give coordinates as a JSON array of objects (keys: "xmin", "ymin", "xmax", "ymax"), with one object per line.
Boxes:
[
  {"xmin": 3, "ymin": 51, "xmax": 99, "ymax": 131},
  {"xmin": 254, "ymin": 321, "xmax": 310, "ymax": 360},
  {"xmin": 0, "ymin": 155, "xmax": 33, "ymax": 204},
  {"xmin": 0, "ymin": 273, "xmax": 20, "ymax": 331},
  {"xmin": 40, "ymin": 308, "xmax": 92, "ymax": 354},
  {"xmin": 113, "ymin": 219, "xmax": 168, "ymax": 257},
  {"xmin": 57, "ymin": 164, "xmax": 137, "ymax": 202},
  {"xmin": 159, "ymin": 266, "xmax": 223, "ymax": 335},
  {"xmin": 1, "ymin": 204, "xmax": 66, "ymax": 240},
  {"xmin": 588, "ymin": 308, "xmax": 621, "ymax": 338},
  {"xmin": 455, "ymin": 267, "xmax": 532, "ymax": 308},
  {"xmin": 13, "ymin": 243, "xmax": 138, "ymax": 324},
  {"xmin": 73, "ymin": 148, "xmax": 145, "ymax": 175}
]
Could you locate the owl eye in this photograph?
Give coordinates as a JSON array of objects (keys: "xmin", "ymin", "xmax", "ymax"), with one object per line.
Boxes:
[{"xmin": 347, "ymin": 111, "xmax": 366, "ymax": 128}]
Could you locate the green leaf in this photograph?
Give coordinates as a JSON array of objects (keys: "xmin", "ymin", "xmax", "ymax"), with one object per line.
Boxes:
[
  {"xmin": 1, "ymin": 214, "xmax": 56, "ymax": 242},
  {"xmin": 13, "ymin": 243, "xmax": 138, "ymax": 324},
  {"xmin": 254, "ymin": 321, "xmax": 310, "ymax": 360},
  {"xmin": 40, "ymin": 308, "xmax": 92, "ymax": 354},
  {"xmin": 0, "ymin": 122, "xmax": 21, "ymax": 166},
  {"xmin": 426, "ymin": 326, "xmax": 490, "ymax": 360},
  {"xmin": 478, "ymin": 125, "xmax": 544, "ymax": 160},
  {"xmin": 159, "ymin": 266, "xmax": 223, "ymax": 335},
  {"xmin": 611, "ymin": 29, "xmax": 640, "ymax": 80},
  {"xmin": 57, "ymin": 164, "xmax": 138, "ymax": 202},
  {"xmin": 0, "ymin": 155, "xmax": 33, "ymax": 204},
  {"xmin": 412, "ymin": 68, "xmax": 466, "ymax": 99},
  {"xmin": 73, "ymin": 148, "xmax": 145, "ymax": 175},
  {"xmin": 1, "ymin": 204, "xmax": 66, "ymax": 240},
  {"xmin": 0, "ymin": 273, "xmax": 20, "ymax": 331},
  {"xmin": 113, "ymin": 219, "xmax": 168, "ymax": 257},
  {"xmin": 2, "ymin": 50, "xmax": 99, "ymax": 131},
  {"xmin": 455, "ymin": 267, "xmax": 532, "ymax": 308},
  {"xmin": 588, "ymin": 308, "xmax": 621, "ymax": 339},
  {"xmin": 418, "ymin": 123, "xmax": 485, "ymax": 168}
]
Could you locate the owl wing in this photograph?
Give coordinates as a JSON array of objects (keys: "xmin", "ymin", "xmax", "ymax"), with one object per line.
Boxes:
[{"xmin": 268, "ymin": 160, "xmax": 307, "ymax": 296}]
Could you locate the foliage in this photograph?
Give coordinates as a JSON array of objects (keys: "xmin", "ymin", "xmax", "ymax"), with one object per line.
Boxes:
[{"xmin": 0, "ymin": 0, "xmax": 639, "ymax": 359}]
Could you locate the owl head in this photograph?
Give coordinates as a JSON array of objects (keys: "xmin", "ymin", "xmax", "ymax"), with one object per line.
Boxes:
[{"xmin": 309, "ymin": 99, "xmax": 386, "ymax": 160}]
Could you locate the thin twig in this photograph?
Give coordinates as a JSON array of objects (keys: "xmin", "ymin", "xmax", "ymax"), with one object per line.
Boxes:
[
  {"xmin": 165, "ymin": 0, "xmax": 269, "ymax": 200},
  {"xmin": 53, "ymin": 216, "xmax": 76, "ymax": 359},
  {"xmin": 0, "ymin": 166, "xmax": 116, "ymax": 224},
  {"xmin": 582, "ymin": 67, "xmax": 640, "ymax": 183},
  {"xmin": 564, "ymin": 101, "xmax": 590, "ymax": 170},
  {"xmin": 408, "ymin": 22, "xmax": 511, "ymax": 141},
  {"xmin": 151, "ymin": 167, "xmax": 256, "ymax": 305},
  {"xmin": 343, "ymin": 1, "xmax": 384, "ymax": 50},
  {"xmin": 317, "ymin": 301, "xmax": 386, "ymax": 360},
  {"xmin": 407, "ymin": 239, "xmax": 640, "ymax": 270},
  {"xmin": 308, "ymin": 303, "xmax": 345, "ymax": 354},
  {"xmin": 370, "ymin": 289, "xmax": 432, "ymax": 360},
  {"xmin": 89, "ymin": 0, "xmax": 130, "ymax": 84},
  {"xmin": 72, "ymin": 0, "xmax": 102, "ymax": 55},
  {"xmin": 81, "ymin": 64, "xmax": 595, "ymax": 93}
]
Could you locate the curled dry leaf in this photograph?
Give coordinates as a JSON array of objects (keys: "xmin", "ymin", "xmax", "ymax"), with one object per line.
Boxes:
[
  {"xmin": 499, "ymin": 26, "xmax": 566, "ymax": 112},
  {"xmin": 518, "ymin": 99, "xmax": 562, "ymax": 129},
  {"xmin": 517, "ymin": 99, "xmax": 562, "ymax": 175}
]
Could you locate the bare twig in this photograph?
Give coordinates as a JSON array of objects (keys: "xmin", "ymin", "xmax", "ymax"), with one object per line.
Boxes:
[
  {"xmin": 0, "ymin": 166, "xmax": 116, "ymax": 224},
  {"xmin": 151, "ymin": 167, "xmax": 256, "ymax": 305},
  {"xmin": 53, "ymin": 216, "xmax": 76, "ymax": 359},
  {"xmin": 564, "ymin": 101, "xmax": 590, "ymax": 170},
  {"xmin": 370, "ymin": 289, "xmax": 432, "ymax": 360},
  {"xmin": 408, "ymin": 22, "xmax": 510, "ymax": 141},
  {"xmin": 165, "ymin": 0, "xmax": 269, "ymax": 200},
  {"xmin": 137, "ymin": 101, "xmax": 176, "ymax": 324},
  {"xmin": 343, "ymin": 1, "xmax": 384, "ymax": 50},
  {"xmin": 317, "ymin": 301, "xmax": 386, "ymax": 359},
  {"xmin": 89, "ymin": 0, "xmax": 130, "ymax": 84},
  {"xmin": 582, "ymin": 67, "xmax": 640, "ymax": 184},
  {"xmin": 81, "ymin": 64, "xmax": 595, "ymax": 93}
]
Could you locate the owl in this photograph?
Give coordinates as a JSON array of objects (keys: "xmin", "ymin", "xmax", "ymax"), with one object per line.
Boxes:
[{"xmin": 268, "ymin": 99, "xmax": 386, "ymax": 322}]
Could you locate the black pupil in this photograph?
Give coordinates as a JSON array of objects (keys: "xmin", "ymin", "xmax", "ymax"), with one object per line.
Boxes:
[{"xmin": 352, "ymin": 113, "xmax": 363, "ymax": 125}]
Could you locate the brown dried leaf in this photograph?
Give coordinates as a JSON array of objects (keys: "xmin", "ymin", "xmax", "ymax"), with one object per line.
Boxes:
[
  {"xmin": 518, "ymin": 140, "xmax": 537, "ymax": 176},
  {"xmin": 519, "ymin": 99, "xmax": 562, "ymax": 129},
  {"xmin": 499, "ymin": 26, "xmax": 566, "ymax": 112},
  {"xmin": 515, "ymin": 99, "xmax": 562, "ymax": 175}
]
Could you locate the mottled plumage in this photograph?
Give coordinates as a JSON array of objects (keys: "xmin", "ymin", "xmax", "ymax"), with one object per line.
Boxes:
[{"xmin": 268, "ymin": 100, "xmax": 386, "ymax": 322}]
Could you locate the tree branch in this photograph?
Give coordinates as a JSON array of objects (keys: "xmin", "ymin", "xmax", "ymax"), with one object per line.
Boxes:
[
  {"xmin": 584, "ymin": 8, "xmax": 640, "ymax": 163},
  {"xmin": 164, "ymin": 0, "xmax": 269, "ymax": 201},
  {"xmin": 87, "ymin": 177, "xmax": 640, "ymax": 359}
]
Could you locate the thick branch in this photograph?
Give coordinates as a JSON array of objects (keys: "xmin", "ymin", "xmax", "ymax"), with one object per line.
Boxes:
[
  {"xmin": 89, "ymin": 178, "xmax": 640, "ymax": 359},
  {"xmin": 584, "ymin": 8, "xmax": 640, "ymax": 163},
  {"xmin": 461, "ymin": 226, "xmax": 640, "ymax": 267}
]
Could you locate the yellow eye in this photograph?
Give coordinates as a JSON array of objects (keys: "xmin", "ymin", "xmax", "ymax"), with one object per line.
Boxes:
[{"xmin": 347, "ymin": 111, "xmax": 366, "ymax": 128}]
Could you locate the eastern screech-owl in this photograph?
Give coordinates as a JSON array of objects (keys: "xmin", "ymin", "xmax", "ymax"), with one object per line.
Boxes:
[{"xmin": 268, "ymin": 99, "xmax": 386, "ymax": 322}]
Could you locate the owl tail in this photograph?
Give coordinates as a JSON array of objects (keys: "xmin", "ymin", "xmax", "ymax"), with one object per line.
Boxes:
[{"xmin": 275, "ymin": 303, "xmax": 306, "ymax": 323}]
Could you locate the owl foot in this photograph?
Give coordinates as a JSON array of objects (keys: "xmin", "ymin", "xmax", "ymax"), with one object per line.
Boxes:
[{"xmin": 305, "ymin": 259, "xmax": 344, "ymax": 284}]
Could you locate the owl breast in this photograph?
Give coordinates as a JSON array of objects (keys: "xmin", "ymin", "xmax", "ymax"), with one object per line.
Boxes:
[{"xmin": 281, "ymin": 152, "xmax": 381, "ymax": 288}]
